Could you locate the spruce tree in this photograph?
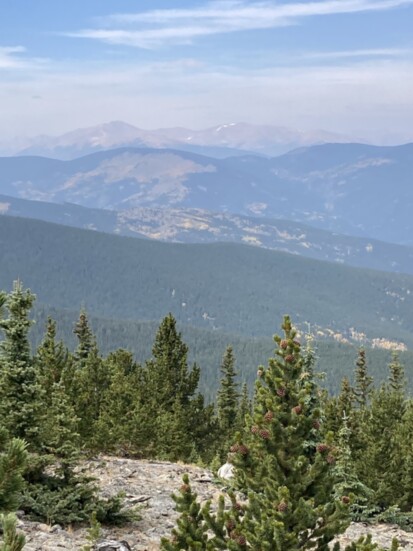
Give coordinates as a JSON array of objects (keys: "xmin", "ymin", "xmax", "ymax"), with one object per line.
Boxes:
[
  {"xmin": 141, "ymin": 314, "xmax": 213, "ymax": 460},
  {"xmin": 0, "ymin": 282, "xmax": 40, "ymax": 446},
  {"xmin": 353, "ymin": 349, "xmax": 373, "ymax": 408},
  {"xmin": 34, "ymin": 318, "xmax": 80, "ymax": 456},
  {"xmin": 217, "ymin": 346, "xmax": 240, "ymax": 433}
]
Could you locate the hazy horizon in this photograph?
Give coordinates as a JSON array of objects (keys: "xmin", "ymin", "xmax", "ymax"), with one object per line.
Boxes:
[{"xmin": 1, "ymin": 0, "xmax": 413, "ymax": 144}]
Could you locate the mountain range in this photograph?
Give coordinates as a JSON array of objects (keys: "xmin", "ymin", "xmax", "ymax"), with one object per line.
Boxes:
[
  {"xmin": 1, "ymin": 121, "xmax": 354, "ymax": 159},
  {"xmin": 1, "ymin": 142, "xmax": 413, "ymax": 245}
]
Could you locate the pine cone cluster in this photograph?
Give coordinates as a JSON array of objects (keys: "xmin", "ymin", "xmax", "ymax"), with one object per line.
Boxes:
[{"xmin": 264, "ymin": 410, "xmax": 274, "ymax": 422}]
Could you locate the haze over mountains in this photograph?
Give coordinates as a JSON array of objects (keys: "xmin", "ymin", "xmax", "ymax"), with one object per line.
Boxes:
[{"xmin": 1, "ymin": 121, "xmax": 355, "ymax": 159}]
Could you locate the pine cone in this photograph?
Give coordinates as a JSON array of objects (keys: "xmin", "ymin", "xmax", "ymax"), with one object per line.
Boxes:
[
  {"xmin": 259, "ymin": 429, "xmax": 270, "ymax": 439},
  {"xmin": 280, "ymin": 339, "xmax": 288, "ymax": 349},
  {"xmin": 226, "ymin": 519, "xmax": 236, "ymax": 531},
  {"xmin": 292, "ymin": 405, "xmax": 302, "ymax": 415},
  {"xmin": 238, "ymin": 444, "xmax": 249, "ymax": 455},
  {"xmin": 264, "ymin": 410, "xmax": 274, "ymax": 422},
  {"xmin": 277, "ymin": 387, "xmax": 286, "ymax": 397},
  {"xmin": 285, "ymin": 354, "xmax": 294, "ymax": 363},
  {"xmin": 277, "ymin": 501, "xmax": 288, "ymax": 512},
  {"xmin": 316, "ymin": 443, "xmax": 330, "ymax": 453},
  {"xmin": 313, "ymin": 420, "xmax": 321, "ymax": 430},
  {"xmin": 251, "ymin": 425, "xmax": 260, "ymax": 434},
  {"xmin": 236, "ymin": 535, "xmax": 246, "ymax": 546},
  {"xmin": 341, "ymin": 496, "xmax": 351, "ymax": 504},
  {"xmin": 230, "ymin": 443, "xmax": 240, "ymax": 453}
]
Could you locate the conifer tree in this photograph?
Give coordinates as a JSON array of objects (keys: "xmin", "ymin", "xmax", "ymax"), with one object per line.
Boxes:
[
  {"xmin": 140, "ymin": 314, "xmax": 214, "ymax": 460},
  {"xmin": 387, "ymin": 352, "xmax": 405, "ymax": 393},
  {"xmin": 236, "ymin": 383, "xmax": 251, "ymax": 430},
  {"xmin": 353, "ymin": 349, "xmax": 373, "ymax": 408},
  {"xmin": 0, "ymin": 429, "xmax": 27, "ymax": 551},
  {"xmin": 73, "ymin": 310, "xmax": 95, "ymax": 369},
  {"xmin": 163, "ymin": 316, "xmax": 351, "ymax": 550},
  {"xmin": 0, "ymin": 282, "xmax": 40, "ymax": 446},
  {"xmin": 217, "ymin": 346, "xmax": 240, "ymax": 433},
  {"xmin": 34, "ymin": 318, "xmax": 79, "ymax": 456}
]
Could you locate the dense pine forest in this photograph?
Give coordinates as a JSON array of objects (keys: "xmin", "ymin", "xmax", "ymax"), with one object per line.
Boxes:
[{"xmin": 0, "ymin": 280, "xmax": 412, "ymax": 549}]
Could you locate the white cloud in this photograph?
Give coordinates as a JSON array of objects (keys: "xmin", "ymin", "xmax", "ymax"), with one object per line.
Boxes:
[{"xmin": 68, "ymin": 0, "xmax": 413, "ymax": 48}]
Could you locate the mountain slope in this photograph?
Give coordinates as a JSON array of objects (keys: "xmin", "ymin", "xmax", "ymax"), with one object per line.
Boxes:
[
  {"xmin": 1, "ymin": 215, "xmax": 413, "ymax": 347},
  {"xmin": 3, "ymin": 194, "xmax": 413, "ymax": 276},
  {"xmin": 2, "ymin": 142, "xmax": 413, "ymax": 244}
]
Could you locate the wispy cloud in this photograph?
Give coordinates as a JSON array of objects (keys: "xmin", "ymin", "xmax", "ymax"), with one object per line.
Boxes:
[
  {"xmin": 300, "ymin": 48, "xmax": 413, "ymax": 60},
  {"xmin": 0, "ymin": 46, "xmax": 27, "ymax": 69},
  {"xmin": 67, "ymin": 0, "xmax": 413, "ymax": 48},
  {"xmin": 0, "ymin": 45, "xmax": 49, "ymax": 70}
]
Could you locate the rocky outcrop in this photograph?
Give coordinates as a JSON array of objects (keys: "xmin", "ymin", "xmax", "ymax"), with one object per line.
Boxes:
[{"xmin": 9, "ymin": 457, "xmax": 413, "ymax": 550}]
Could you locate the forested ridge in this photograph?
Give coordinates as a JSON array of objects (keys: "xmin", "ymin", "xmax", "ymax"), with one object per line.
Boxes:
[
  {"xmin": 1, "ymin": 281, "xmax": 413, "ymax": 550},
  {"xmin": 2, "ymin": 215, "xmax": 413, "ymax": 346}
]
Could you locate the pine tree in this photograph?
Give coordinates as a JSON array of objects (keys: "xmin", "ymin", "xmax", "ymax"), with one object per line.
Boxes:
[
  {"xmin": 0, "ymin": 282, "xmax": 40, "ymax": 446},
  {"xmin": 163, "ymin": 316, "xmax": 351, "ymax": 550}
]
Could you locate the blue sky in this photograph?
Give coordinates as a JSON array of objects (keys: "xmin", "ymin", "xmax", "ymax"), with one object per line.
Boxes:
[{"xmin": 1, "ymin": 0, "xmax": 413, "ymax": 143}]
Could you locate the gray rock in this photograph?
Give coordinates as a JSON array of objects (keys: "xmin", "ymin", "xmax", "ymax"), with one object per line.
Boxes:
[{"xmin": 96, "ymin": 541, "xmax": 132, "ymax": 551}]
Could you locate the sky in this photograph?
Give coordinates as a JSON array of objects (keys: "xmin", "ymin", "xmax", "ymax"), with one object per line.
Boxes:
[{"xmin": 1, "ymin": 0, "xmax": 413, "ymax": 143}]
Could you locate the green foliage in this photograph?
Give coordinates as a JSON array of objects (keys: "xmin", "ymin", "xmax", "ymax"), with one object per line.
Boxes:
[
  {"xmin": 0, "ymin": 282, "xmax": 40, "ymax": 446},
  {"xmin": 0, "ymin": 514, "xmax": 25, "ymax": 551},
  {"xmin": 0, "ymin": 432, "xmax": 27, "ymax": 514},
  {"xmin": 21, "ymin": 455, "xmax": 133, "ymax": 526},
  {"xmin": 163, "ymin": 317, "xmax": 351, "ymax": 550}
]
